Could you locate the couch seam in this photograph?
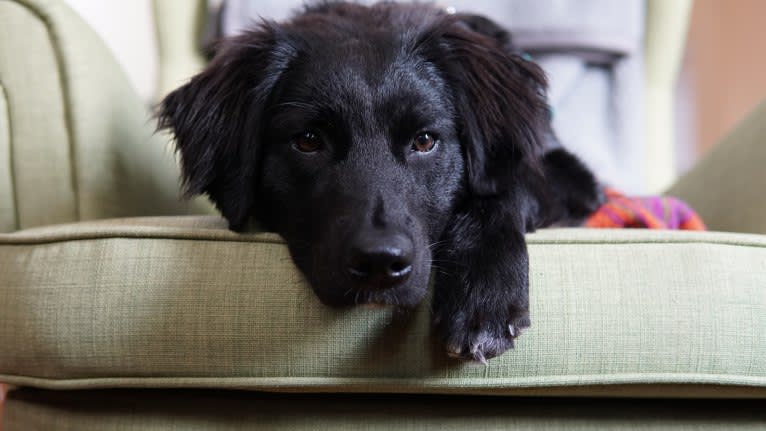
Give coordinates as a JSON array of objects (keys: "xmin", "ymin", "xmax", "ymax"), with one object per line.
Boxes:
[
  {"xmin": 11, "ymin": 0, "xmax": 81, "ymax": 222},
  {"xmin": 0, "ymin": 234, "xmax": 285, "ymax": 246},
  {"xmin": 2, "ymin": 233, "xmax": 766, "ymax": 248},
  {"xmin": 0, "ymin": 81, "xmax": 20, "ymax": 231},
  {"xmin": 0, "ymin": 373, "xmax": 764, "ymax": 391}
]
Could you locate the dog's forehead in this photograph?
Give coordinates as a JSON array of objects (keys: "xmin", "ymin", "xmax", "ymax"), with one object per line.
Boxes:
[
  {"xmin": 284, "ymin": 34, "xmax": 445, "ymax": 111},
  {"xmin": 271, "ymin": 4, "xmax": 453, "ymax": 108},
  {"xmin": 305, "ymin": 33, "xmax": 403, "ymax": 83}
]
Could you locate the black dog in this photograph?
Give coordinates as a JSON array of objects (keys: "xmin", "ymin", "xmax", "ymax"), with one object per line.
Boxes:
[{"xmin": 157, "ymin": 2, "xmax": 602, "ymax": 362}]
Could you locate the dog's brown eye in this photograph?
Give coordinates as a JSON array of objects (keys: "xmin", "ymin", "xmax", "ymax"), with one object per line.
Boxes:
[
  {"xmin": 412, "ymin": 132, "xmax": 437, "ymax": 153},
  {"xmin": 293, "ymin": 131, "xmax": 323, "ymax": 153}
]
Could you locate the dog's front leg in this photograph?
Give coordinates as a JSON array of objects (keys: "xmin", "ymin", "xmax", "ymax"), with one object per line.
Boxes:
[{"xmin": 432, "ymin": 198, "xmax": 531, "ymax": 363}]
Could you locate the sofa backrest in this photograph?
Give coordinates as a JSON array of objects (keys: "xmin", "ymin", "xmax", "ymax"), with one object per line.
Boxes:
[{"xmin": 0, "ymin": 0, "xmax": 213, "ymax": 233}]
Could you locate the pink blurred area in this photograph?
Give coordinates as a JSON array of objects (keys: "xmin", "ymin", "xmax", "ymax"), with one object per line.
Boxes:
[{"xmin": 676, "ymin": 0, "xmax": 766, "ymax": 173}]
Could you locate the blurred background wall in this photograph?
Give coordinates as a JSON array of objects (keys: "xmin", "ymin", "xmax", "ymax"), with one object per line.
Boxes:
[{"xmin": 675, "ymin": 0, "xmax": 766, "ymax": 174}]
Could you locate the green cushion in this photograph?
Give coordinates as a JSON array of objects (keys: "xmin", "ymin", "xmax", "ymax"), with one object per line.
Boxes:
[
  {"xmin": 5, "ymin": 389, "xmax": 766, "ymax": 430},
  {"xmin": 1, "ymin": 217, "xmax": 765, "ymax": 398}
]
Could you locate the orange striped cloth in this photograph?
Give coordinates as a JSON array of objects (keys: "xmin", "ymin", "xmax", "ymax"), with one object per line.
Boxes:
[{"xmin": 585, "ymin": 188, "xmax": 706, "ymax": 230}]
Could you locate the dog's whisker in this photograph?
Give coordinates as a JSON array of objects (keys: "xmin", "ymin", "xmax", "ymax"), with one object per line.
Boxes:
[
  {"xmin": 427, "ymin": 240, "xmax": 449, "ymax": 250},
  {"xmin": 431, "ymin": 267, "xmax": 454, "ymax": 276}
]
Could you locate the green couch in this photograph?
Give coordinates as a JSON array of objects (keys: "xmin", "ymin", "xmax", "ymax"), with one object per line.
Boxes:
[{"xmin": 1, "ymin": 0, "xmax": 765, "ymax": 429}]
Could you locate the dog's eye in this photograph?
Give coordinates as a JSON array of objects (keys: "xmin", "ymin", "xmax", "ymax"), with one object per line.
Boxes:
[
  {"xmin": 412, "ymin": 132, "xmax": 437, "ymax": 153},
  {"xmin": 293, "ymin": 131, "xmax": 323, "ymax": 153}
]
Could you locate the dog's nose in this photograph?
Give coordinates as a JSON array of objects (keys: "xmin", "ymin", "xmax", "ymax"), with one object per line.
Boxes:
[{"xmin": 347, "ymin": 233, "xmax": 414, "ymax": 287}]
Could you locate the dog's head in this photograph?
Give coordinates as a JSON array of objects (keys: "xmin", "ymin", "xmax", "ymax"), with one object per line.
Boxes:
[{"xmin": 157, "ymin": 3, "xmax": 550, "ymax": 307}]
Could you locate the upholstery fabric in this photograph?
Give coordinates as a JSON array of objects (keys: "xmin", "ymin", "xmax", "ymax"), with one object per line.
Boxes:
[
  {"xmin": 0, "ymin": 81, "xmax": 15, "ymax": 232},
  {"xmin": 1, "ymin": 217, "xmax": 765, "ymax": 398},
  {"xmin": 152, "ymin": 0, "xmax": 208, "ymax": 99},
  {"xmin": 0, "ymin": 0, "xmax": 78, "ymax": 229},
  {"xmin": 4, "ymin": 389, "xmax": 766, "ymax": 430},
  {"xmin": 0, "ymin": 0, "xmax": 214, "ymax": 233}
]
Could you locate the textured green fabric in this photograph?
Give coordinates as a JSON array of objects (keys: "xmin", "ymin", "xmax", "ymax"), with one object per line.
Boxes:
[
  {"xmin": 5, "ymin": 389, "xmax": 766, "ymax": 431},
  {"xmin": 1, "ymin": 217, "xmax": 765, "ymax": 398},
  {"xmin": 668, "ymin": 98, "xmax": 766, "ymax": 235},
  {"xmin": 0, "ymin": 0, "xmax": 78, "ymax": 229},
  {"xmin": 0, "ymin": 80, "xmax": 15, "ymax": 232},
  {"xmin": 152, "ymin": 0, "xmax": 208, "ymax": 100},
  {"xmin": 0, "ymin": 0, "xmax": 214, "ymax": 233}
]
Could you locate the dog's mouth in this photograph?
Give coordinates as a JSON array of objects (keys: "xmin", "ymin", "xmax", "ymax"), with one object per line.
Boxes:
[{"xmin": 312, "ymin": 279, "xmax": 430, "ymax": 309}]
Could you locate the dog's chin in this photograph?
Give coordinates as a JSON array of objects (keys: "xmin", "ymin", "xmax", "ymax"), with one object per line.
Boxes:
[{"xmin": 311, "ymin": 277, "xmax": 429, "ymax": 309}]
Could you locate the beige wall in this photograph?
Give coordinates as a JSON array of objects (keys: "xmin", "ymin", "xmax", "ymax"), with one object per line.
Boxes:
[{"xmin": 678, "ymin": 0, "xmax": 766, "ymax": 166}]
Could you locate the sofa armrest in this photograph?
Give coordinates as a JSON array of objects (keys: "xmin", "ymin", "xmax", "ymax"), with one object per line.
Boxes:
[
  {"xmin": 667, "ymin": 98, "xmax": 766, "ymax": 234},
  {"xmin": 0, "ymin": 0, "xmax": 213, "ymax": 233}
]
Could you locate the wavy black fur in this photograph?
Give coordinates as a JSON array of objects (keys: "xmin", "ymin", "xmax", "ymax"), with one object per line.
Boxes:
[{"xmin": 157, "ymin": 2, "xmax": 602, "ymax": 362}]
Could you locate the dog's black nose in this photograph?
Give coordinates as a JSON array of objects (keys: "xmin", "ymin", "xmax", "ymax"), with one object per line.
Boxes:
[{"xmin": 347, "ymin": 233, "xmax": 414, "ymax": 287}]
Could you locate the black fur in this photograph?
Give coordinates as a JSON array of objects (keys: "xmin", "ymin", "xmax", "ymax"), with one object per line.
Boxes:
[{"xmin": 157, "ymin": 2, "xmax": 602, "ymax": 362}]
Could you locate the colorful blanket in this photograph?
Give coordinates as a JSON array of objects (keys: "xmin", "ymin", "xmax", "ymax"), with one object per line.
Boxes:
[{"xmin": 585, "ymin": 188, "xmax": 706, "ymax": 230}]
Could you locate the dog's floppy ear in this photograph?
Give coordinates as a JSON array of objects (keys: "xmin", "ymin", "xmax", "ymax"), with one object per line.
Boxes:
[
  {"xmin": 157, "ymin": 24, "xmax": 292, "ymax": 230},
  {"xmin": 420, "ymin": 16, "xmax": 550, "ymax": 197}
]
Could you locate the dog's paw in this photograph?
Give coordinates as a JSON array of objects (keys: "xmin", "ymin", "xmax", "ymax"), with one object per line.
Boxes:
[{"xmin": 435, "ymin": 304, "xmax": 530, "ymax": 364}]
